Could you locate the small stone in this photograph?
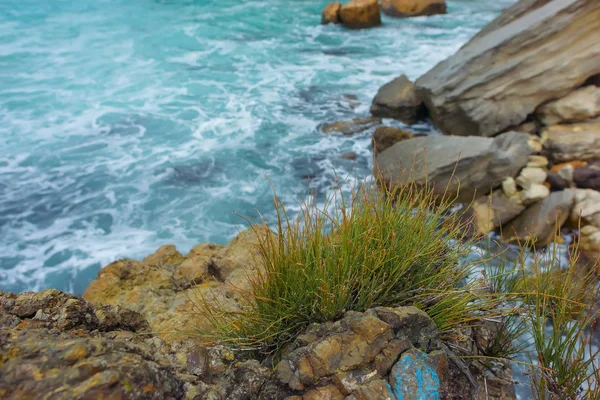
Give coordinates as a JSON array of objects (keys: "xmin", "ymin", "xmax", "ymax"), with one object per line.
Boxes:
[
  {"xmin": 520, "ymin": 183, "xmax": 550, "ymax": 205},
  {"xmin": 322, "ymin": 117, "xmax": 381, "ymax": 136},
  {"xmin": 321, "ymin": 2, "xmax": 341, "ymax": 24},
  {"xmin": 372, "ymin": 126, "xmax": 414, "ymax": 154},
  {"xmin": 516, "ymin": 167, "xmax": 547, "ymax": 189},
  {"xmin": 546, "ymin": 171, "xmax": 569, "ymax": 191},
  {"xmin": 557, "ymin": 164, "xmax": 575, "ymax": 183},
  {"xmin": 528, "ymin": 135, "xmax": 543, "ymax": 153},
  {"xmin": 502, "ymin": 177, "xmax": 518, "ymax": 197},
  {"xmin": 389, "ymin": 348, "xmax": 441, "ymax": 400},
  {"xmin": 341, "ymin": 152, "xmax": 357, "ymax": 160},
  {"xmin": 527, "ymin": 155, "xmax": 549, "ymax": 168},
  {"xmin": 303, "ymin": 384, "xmax": 345, "ymax": 400}
]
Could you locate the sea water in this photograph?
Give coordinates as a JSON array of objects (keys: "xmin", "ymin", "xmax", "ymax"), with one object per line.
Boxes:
[{"xmin": 0, "ymin": 0, "xmax": 515, "ymax": 294}]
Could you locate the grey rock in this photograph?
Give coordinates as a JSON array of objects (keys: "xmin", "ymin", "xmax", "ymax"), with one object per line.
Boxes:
[
  {"xmin": 370, "ymin": 75, "xmax": 426, "ymax": 124},
  {"xmin": 374, "ymin": 132, "xmax": 532, "ymax": 201},
  {"xmin": 415, "ymin": 0, "xmax": 600, "ymax": 137},
  {"xmin": 502, "ymin": 190, "xmax": 575, "ymax": 246},
  {"xmin": 536, "ymin": 85, "xmax": 600, "ymax": 126},
  {"xmin": 542, "ymin": 118, "xmax": 600, "ymax": 162}
]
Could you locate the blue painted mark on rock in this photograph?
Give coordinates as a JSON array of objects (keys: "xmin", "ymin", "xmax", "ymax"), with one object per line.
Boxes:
[{"xmin": 389, "ymin": 348, "xmax": 440, "ymax": 400}]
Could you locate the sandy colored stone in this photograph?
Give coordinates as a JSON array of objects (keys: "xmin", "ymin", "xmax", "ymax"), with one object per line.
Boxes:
[
  {"xmin": 536, "ymin": 85, "xmax": 600, "ymax": 125},
  {"xmin": 339, "ymin": 0, "xmax": 381, "ymax": 29},
  {"xmin": 520, "ymin": 183, "xmax": 550, "ymax": 205},
  {"xmin": 542, "ymin": 118, "xmax": 600, "ymax": 162},
  {"xmin": 516, "ymin": 167, "xmax": 547, "ymax": 189},
  {"xmin": 527, "ymin": 155, "xmax": 549, "ymax": 168},
  {"xmin": 372, "ymin": 126, "xmax": 414, "ymax": 155},
  {"xmin": 381, "ymin": 0, "xmax": 446, "ymax": 17},
  {"xmin": 322, "ymin": 2, "xmax": 342, "ymax": 24},
  {"xmin": 470, "ymin": 191, "xmax": 526, "ymax": 235}
]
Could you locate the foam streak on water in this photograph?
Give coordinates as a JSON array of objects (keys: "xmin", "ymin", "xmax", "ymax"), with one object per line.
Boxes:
[{"xmin": 0, "ymin": 0, "xmax": 515, "ymax": 294}]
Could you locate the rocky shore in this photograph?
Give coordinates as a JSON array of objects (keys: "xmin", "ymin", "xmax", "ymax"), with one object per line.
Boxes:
[{"xmin": 2, "ymin": 0, "xmax": 600, "ymax": 398}]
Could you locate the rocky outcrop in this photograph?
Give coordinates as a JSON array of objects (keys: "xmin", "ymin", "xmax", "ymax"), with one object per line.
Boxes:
[
  {"xmin": 263, "ymin": 306, "xmax": 514, "ymax": 400},
  {"xmin": 414, "ymin": 0, "xmax": 600, "ymax": 137},
  {"xmin": 542, "ymin": 118, "xmax": 600, "ymax": 162},
  {"xmin": 339, "ymin": 0, "xmax": 381, "ymax": 29},
  {"xmin": 536, "ymin": 86, "xmax": 600, "ymax": 126},
  {"xmin": 322, "ymin": 2, "xmax": 342, "ymax": 24},
  {"xmin": 374, "ymin": 132, "xmax": 533, "ymax": 202},
  {"xmin": 372, "ymin": 126, "xmax": 413, "ymax": 155},
  {"xmin": 502, "ymin": 190, "xmax": 575, "ymax": 246},
  {"xmin": 0, "ymin": 290, "xmax": 270, "ymax": 400},
  {"xmin": 322, "ymin": 117, "xmax": 381, "ymax": 135},
  {"xmin": 83, "ymin": 228, "xmax": 266, "ymax": 342},
  {"xmin": 381, "ymin": 0, "xmax": 447, "ymax": 18},
  {"xmin": 370, "ymin": 75, "xmax": 426, "ymax": 124}
]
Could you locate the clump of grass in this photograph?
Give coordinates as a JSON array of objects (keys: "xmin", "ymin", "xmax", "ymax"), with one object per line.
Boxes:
[{"xmin": 199, "ymin": 181, "xmax": 483, "ymax": 357}]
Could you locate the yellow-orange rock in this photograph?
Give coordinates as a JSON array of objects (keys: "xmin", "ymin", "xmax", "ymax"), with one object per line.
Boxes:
[
  {"xmin": 339, "ymin": 0, "xmax": 381, "ymax": 29},
  {"xmin": 322, "ymin": 2, "xmax": 341, "ymax": 24},
  {"xmin": 381, "ymin": 0, "xmax": 446, "ymax": 18}
]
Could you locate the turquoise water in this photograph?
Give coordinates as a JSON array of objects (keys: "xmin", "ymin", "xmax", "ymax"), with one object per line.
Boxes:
[{"xmin": 0, "ymin": 0, "xmax": 515, "ymax": 294}]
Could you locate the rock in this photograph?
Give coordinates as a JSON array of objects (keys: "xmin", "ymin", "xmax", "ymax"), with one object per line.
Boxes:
[
  {"xmin": 469, "ymin": 191, "xmax": 526, "ymax": 236},
  {"xmin": 389, "ymin": 348, "xmax": 443, "ymax": 400},
  {"xmin": 527, "ymin": 155, "xmax": 549, "ymax": 168},
  {"xmin": 341, "ymin": 152, "xmax": 358, "ymax": 160},
  {"xmin": 502, "ymin": 177, "xmax": 518, "ymax": 198},
  {"xmin": 370, "ymin": 75, "xmax": 426, "ymax": 124},
  {"xmin": 542, "ymin": 118, "xmax": 600, "ymax": 162},
  {"xmin": 322, "ymin": 117, "xmax": 382, "ymax": 136},
  {"xmin": 503, "ymin": 190, "xmax": 575, "ymax": 246},
  {"xmin": 520, "ymin": 183, "xmax": 550, "ymax": 205},
  {"xmin": 516, "ymin": 167, "xmax": 547, "ymax": 189},
  {"xmin": 372, "ymin": 126, "xmax": 414, "ymax": 155},
  {"xmin": 339, "ymin": 0, "xmax": 381, "ymax": 29},
  {"xmin": 322, "ymin": 2, "xmax": 342, "ymax": 24},
  {"xmin": 573, "ymin": 165, "xmax": 600, "ymax": 191},
  {"xmin": 550, "ymin": 160, "xmax": 588, "ymax": 173},
  {"xmin": 415, "ymin": 0, "xmax": 600, "ymax": 137},
  {"xmin": 381, "ymin": 0, "xmax": 447, "ymax": 18},
  {"xmin": 570, "ymin": 189, "xmax": 600, "ymax": 228},
  {"xmin": 536, "ymin": 85, "xmax": 600, "ymax": 125},
  {"xmin": 83, "ymin": 228, "xmax": 266, "ymax": 342},
  {"xmin": 546, "ymin": 171, "xmax": 569, "ymax": 191},
  {"xmin": 0, "ymin": 290, "xmax": 270, "ymax": 400},
  {"xmin": 529, "ymin": 135, "xmax": 543, "ymax": 153},
  {"xmin": 514, "ymin": 121, "xmax": 540, "ymax": 135},
  {"xmin": 374, "ymin": 132, "xmax": 533, "ymax": 202},
  {"xmin": 472, "ymin": 0, "xmax": 552, "ymax": 40}
]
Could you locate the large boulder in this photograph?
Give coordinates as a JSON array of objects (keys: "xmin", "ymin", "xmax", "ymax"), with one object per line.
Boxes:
[
  {"xmin": 415, "ymin": 0, "xmax": 600, "ymax": 137},
  {"xmin": 370, "ymin": 75, "xmax": 426, "ymax": 124},
  {"xmin": 542, "ymin": 118, "xmax": 600, "ymax": 162},
  {"xmin": 502, "ymin": 190, "xmax": 575, "ymax": 246},
  {"xmin": 0, "ymin": 290, "xmax": 270, "ymax": 400},
  {"xmin": 536, "ymin": 85, "xmax": 600, "ymax": 125},
  {"xmin": 374, "ymin": 132, "xmax": 533, "ymax": 201},
  {"xmin": 83, "ymin": 228, "xmax": 266, "ymax": 342},
  {"xmin": 381, "ymin": 0, "xmax": 447, "ymax": 18},
  {"xmin": 339, "ymin": 0, "xmax": 381, "ymax": 29}
]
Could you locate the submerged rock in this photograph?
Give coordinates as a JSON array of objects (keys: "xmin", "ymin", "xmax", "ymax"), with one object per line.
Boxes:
[
  {"xmin": 415, "ymin": 0, "xmax": 600, "ymax": 137},
  {"xmin": 370, "ymin": 75, "xmax": 426, "ymax": 124},
  {"xmin": 374, "ymin": 132, "xmax": 533, "ymax": 202},
  {"xmin": 322, "ymin": 116, "xmax": 382, "ymax": 135},
  {"xmin": 339, "ymin": 0, "xmax": 382, "ymax": 29},
  {"xmin": 381, "ymin": 0, "xmax": 447, "ymax": 18}
]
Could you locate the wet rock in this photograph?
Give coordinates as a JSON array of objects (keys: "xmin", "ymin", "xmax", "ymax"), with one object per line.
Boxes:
[
  {"xmin": 536, "ymin": 85, "xmax": 600, "ymax": 126},
  {"xmin": 83, "ymin": 228, "xmax": 267, "ymax": 342},
  {"xmin": 370, "ymin": 75, "xmax": 426, "ymax": 124},
  {"xmin": 573, "ymin": 164, "xmax": 600, "ymax": 191},
  {"xmin": 470, "ymin": 191, "xmax": 526, "ymax": 235},
  {"xmin": 0, "ymin": 290, "xmax": 270, "ymax": 400},
  {"xmin": 542, "ymin": 118, "xmax": 600, "ymax": 162},
  {"xmin": 372, "ymin": 126, "xmax": 414, "ymax": 155},
  {"xmin": 415, "ymin": 0, "xmax": 600, "ymax": 137},
  {"xmin": 339, "ymin": 0, "xmax": 382, "ymax": 29},
  {"xmin": 322, "ymin": 2, "xmax": 342, "ymax": 24},
  {"xmin": 503, "ymin": 190, "xmax": 575, "ymax": 246},
  {"xmin": 389, "ymin": 348, "xmax": 443, "ymax": 400},
  {"xmin": 374, "ymin": 132, "xmax": 533, "ymax": 202},
  {"xmin": 381, "ymin": 0, "xmax": 447, "ymax": 18},
  {"xmin": 322, "ymin": 117, "xmax": 382, "ymax": 135},
  {"xmin": 341, "ymin": 152, "xmax": 358, "ymax": 160}
]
